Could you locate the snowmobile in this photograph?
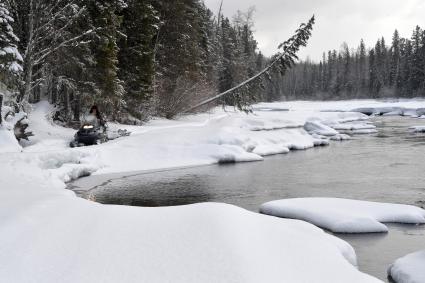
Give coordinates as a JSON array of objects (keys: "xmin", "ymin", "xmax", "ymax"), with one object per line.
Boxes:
[{"xmin": 69, "ymin": 122, "xmax": 107, "ymax": 147}]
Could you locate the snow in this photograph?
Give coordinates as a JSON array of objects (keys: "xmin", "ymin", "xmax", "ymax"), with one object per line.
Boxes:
[
  {"xmin": 409, "ymin": 125, "xmax": 425, "ymax": 133},
  {"xmin": 304, "ymin": 120, "xmax": 339, "ymax": 136},
  {"xmin": 0, "ymin": 126, "xmax": 21, "ymax": 152},
  {"xmin": 0, "ymin": 97, "xmax": 23, "ymax": 153},
  {"xmin": 3, "ymin": 98, "xmax": 425, "ymax": 282},
  {"xmin": 269, "ymin": 99, "xmax": 425, "ymax": 118},
  {"xmin": 388, "ymin": 250, "xmax": 425, "ymax": 283},
  {"xmin": 260, "ymin": 198, "xmax": 425, "ymax": 233},
  {"xmin": 0, "ymin": 157, "xmax": 381, "ymax": 283}
]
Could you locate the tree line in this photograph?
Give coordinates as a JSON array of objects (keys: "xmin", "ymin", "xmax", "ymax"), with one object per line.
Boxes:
[
  {"xmin": 280, "ymin": 27, "xmax": 425, "ymax": 100},
  {"xmin": 1, "ymin": 0, "xmax": 295, "ymax": 124}
]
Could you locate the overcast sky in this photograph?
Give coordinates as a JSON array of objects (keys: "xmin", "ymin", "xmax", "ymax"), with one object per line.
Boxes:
[{"xmin": 204, "ymin": 0, "xmax": 425, "ymax": 62}]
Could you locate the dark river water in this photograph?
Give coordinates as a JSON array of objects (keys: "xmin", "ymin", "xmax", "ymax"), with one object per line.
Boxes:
[{"xmin": 70, "ymin": 116, "xmax": 425, "ymax": 282}]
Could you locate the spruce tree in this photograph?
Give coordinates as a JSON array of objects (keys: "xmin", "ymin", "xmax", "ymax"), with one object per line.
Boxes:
[
  {"xmin": 390, "ymin": 30, "xmax": 401, "ymax": 89},
  {"xmin": 411, "ymin": 26, "xmax": 423, "ymax": 92},
  {"xmin": 118, "ymin": 0, "xmax": 158, "ymax": 120},
  {"xmin": 358, "ymin": 39, "xmax": 367, "ymax": 94},
  {"xmin": 87, "ymin": 0, "xmax": 124, "ymax": 118},
  {"xmin": 0, "ymin": 3, "xmax": 22, "ymax": 87}
]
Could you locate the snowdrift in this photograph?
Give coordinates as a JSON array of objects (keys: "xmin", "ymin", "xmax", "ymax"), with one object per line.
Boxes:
[{"xmin": 0, "ymin": 127, "xmax": 21, "ymax": 153}]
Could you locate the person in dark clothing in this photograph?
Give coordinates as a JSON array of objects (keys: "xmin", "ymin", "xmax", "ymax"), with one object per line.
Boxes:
[{"xmin": 87, "ymin": 105, "xmax": 106, "ymax": 129}]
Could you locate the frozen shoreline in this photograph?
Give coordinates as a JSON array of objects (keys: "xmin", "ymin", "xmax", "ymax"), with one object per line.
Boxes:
[{"xmin": 2, "ymin": 99, "xmax": 425, "ymax": 282}]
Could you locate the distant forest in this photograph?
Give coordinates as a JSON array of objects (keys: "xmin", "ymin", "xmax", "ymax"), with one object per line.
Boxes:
[{"xmin": 280, "ymin": 27, "xmax": 425, "ymax": 100}]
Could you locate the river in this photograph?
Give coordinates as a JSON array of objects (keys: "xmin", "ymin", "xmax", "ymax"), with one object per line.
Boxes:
[{"xmin": 70, "ymin": 116, "xmax": 425, "ymax": 282}]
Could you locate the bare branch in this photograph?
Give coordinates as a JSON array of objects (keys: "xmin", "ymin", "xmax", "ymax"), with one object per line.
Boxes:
[{"xmin": 33, "ymin": 28, "xmax": 99, "ymax": 66}]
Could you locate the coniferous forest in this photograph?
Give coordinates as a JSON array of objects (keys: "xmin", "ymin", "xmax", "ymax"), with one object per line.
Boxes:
[
  {"xmin": 280, "ymin": 28, "xmax": 425, "ymax": 100},
  {"xmin": 1, "ymin": 0, "xmax": 282, "ymax": 124}
]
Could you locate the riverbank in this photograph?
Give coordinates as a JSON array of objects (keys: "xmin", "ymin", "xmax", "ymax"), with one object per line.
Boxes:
[{"xmin": 1, "ymin": 99, "xmax": 425, "ymax": 282}]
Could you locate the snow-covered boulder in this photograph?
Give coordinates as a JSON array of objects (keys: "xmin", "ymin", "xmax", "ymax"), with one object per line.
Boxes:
[
  {"xmin": 260, "ymin": 198, "xmax": 425, "ymax": 233},
  {"xmin": 402, "ymin": 108, "xmax": 420, "ymax": 117},
  {"xmin": 330, "ymin": 122, "xmax": 376, "ymax": 131},
  {"xmin": 388, "ymin": 250, "xmax": 425, "ymax": 283},
  {"xmin": 409, "ymin": 126, "xmax": 425, "ymax": 133},
  {"xmin": 416, "ymin": 108, "xmax": 425, "ymax": 117},
  {"xmin": 328, "ymin": 122, "xmax": 377, "ymax": 135},
  {"xmin": 330, "ymin": 133, "xmax": 351, "ymax": 141},
  {"xmin": 351, "ymin": 107, "xmax": 401, "ymax": 116},
  {"xmin": 304, "ymin": 120, "xmax": 339, "ymax": 136}
]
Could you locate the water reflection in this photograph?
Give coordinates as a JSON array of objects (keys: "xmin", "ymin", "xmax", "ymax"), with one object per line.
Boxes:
[{"xmin": 91, "ymin": 173, "xmax": 216, "ymax": 206}]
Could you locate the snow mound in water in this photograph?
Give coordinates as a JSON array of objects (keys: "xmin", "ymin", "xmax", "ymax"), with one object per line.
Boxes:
[
  {"xmin": 351, "ymin": 106, "xmax": 425, "ymax": 118},
  {"xmin": 260, "ymin": 198, "xmax": 425, "ymax": 233},
  {"xmin": 330, "ymin": 122, "xmax": 376, "ymax": 131},
  {"xmin": 330, "ymin": 133, "xmax": 351, "ymax": 141},
  {"xmin": 409, "ymin": 125, "xmax": 425, "ymax": 133},
  {"xmin": 388, "ymin": 250, "xmax": 425, "ymax": 283},
  {"xmin": 304, "ymin": 120, "xmax": 339, "ymax": 136}
]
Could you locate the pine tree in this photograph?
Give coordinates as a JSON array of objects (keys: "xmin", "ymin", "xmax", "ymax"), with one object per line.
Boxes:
[
  {"xmin": 390, "ymin": 30, "xmax": 401, "ymax": 89},
  {"xmin": 341, "ymin": 42, "xmax": 352, "ymax": 94},
  {"xmin": 218, "ymin": 16, "xmax": 234, "ymax": 93},
  {"xmin": 118, "ymin": 0, "xmax": 159, "ymax": 120},
  {"xmin": 410, "ymin": 26, "xmax": 423, "ymax": 92},
  {"xmin": 401, "ymin": 38, "xmax": 414, "ymax": 95},
  {"xmin": 368, "ymin": 49, "xmax": 379, "ymax": 96},
  {"xmin": 153, "ymin": 0, "xmax": 209, "ymax": 118},
  {"xmin": 0, "ymin": 2, "xmax": 22, "ymax": 87},
  {"xmin": 87, "ymin": 0, "xmax": 124, "ymax": 118}
]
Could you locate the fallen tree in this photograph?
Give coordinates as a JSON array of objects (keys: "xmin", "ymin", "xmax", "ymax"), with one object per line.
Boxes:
[{"xmin": 182, "ymin": 15, "xmax": 315, "ymax": 114}]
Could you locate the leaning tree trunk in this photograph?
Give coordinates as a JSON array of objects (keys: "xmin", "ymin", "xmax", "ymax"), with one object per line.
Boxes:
[{"xmin": 181, "ymin": 16, "xmax": 315, "ymax": 114}]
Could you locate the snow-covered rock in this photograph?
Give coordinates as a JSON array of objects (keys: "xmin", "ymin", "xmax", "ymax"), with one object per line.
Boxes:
[
  {"xmin": 304, "ymin": 120, "xmax": 339, "ymax": 136},
  {"xmin": 409, "ymin": 126, "xmax": 425, "ymax": 133},
  {"xmin": 330, "ymin": 122, "xmax": 376, "ymax": 131},
  {"xmin": 260, "ymin": 198, "xmax": 425, "ymax": 233},
  {"xmin": 388, "ymin": 250, "xmax": 425, "ymax": 283},
  {"xmin": 330, "ymin": 133, "xmax": 351, "ymax": 141}
]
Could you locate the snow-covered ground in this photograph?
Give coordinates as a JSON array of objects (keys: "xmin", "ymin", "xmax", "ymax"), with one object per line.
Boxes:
[
  {"xmin": 388, "ymin": 250, "xmax": 425, "ymax": 283},
  {"xmin": 260, "ymin": 198, "xmax": 425, "ymax": 233},
  {"xmin": 1, "ymin": 98, "xmax": 425, "ymax": 282}
]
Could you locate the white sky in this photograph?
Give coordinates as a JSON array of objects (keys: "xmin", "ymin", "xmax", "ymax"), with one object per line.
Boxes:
[{"xmin": 204, "ymin": 0, "xmax": 425, "ymax": 62}]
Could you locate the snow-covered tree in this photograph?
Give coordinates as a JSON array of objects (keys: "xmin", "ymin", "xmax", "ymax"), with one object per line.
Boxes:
[
  {"xmin": 118, "ymin": 0, "xmax": 159, "ymax": 121},
  {"xmin": 86, "ymin": 0, "xmax": 125, "ymax": 119},
  {"xmin": 6, "ymin": 0, "xmax": 97, "ymax": 104},
  {"xmin": 0, "ymin": 3, "xmax": 22, "ymax": 86}
]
